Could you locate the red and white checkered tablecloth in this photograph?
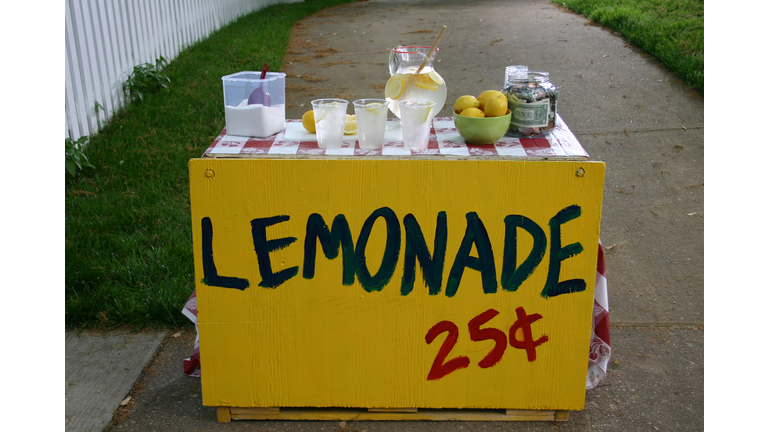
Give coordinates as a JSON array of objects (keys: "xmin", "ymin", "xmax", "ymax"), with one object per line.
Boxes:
[
  {"xmin": 202, "ymin": 115, "xmax": 589, "ymax": 159},
  {"xmin": 588, "ymin": 241, "xmax": 611, "ymax": 390},
  {"xmin": 185, "ymin": 115, "xmax": 611, "ymax": 390}
]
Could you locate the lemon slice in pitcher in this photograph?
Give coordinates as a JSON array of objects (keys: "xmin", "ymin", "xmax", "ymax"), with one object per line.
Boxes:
[
  {"xmin": 428, "ymin": 70, "xmax": 444, "ymax": 86},
  {"xmin": 386, "ymin": 77, "xmax": 404, "ymax": 99},
  {"xmin": 414, "ymin": 74, "xmax": 438, "ymax": 91}
]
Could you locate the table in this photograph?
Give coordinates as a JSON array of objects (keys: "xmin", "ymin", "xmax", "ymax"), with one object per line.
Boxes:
[
  {"xmin": 183, "ymin": 116, "xmax": 611, "ymax": 421},
  {"xmin": 200, "ymin": 116, "xmax": 589, "ymax": 159}
]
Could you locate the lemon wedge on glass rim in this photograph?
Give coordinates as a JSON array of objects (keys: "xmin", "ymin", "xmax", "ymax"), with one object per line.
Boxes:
[
  {"xmin": 365, "ymin": 102, "xmax": 387, "ymax": 113},
  {"xmin": 313, "ymin": 100, "xmax": 339, "ymax": 123},
  {"xmin": 422, "ymin": 106, "xmax": 433, "ymax": 122}
]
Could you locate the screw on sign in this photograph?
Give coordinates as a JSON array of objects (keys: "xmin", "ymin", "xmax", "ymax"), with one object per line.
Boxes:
[{"xmin": 424, "ymin": 307, "xmax": 549, "ymax": 380}]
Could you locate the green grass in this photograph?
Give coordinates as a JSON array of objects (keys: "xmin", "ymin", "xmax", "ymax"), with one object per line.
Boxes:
[
  {"xmin": 556, "ymin": 0, "xmax": 703, "ymax": 93},
  {"xmin": 65, "ymin": 0, "xmax": 359, "ymax": 330}
]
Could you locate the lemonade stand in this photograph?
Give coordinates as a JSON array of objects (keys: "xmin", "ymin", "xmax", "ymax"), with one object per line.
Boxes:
[{"xmin": 188, "ymin": 29, "xmax": 607, "ymax": 423}]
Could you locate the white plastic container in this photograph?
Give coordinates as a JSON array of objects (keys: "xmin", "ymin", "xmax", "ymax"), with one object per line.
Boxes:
[{"xmin": 222, "ymin": 71, "xmax": 286, "ymax": 137}]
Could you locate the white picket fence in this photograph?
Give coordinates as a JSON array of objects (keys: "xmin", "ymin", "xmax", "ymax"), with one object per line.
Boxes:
[{"xmin": 65, "ymin": 0, "xmax": 299, "ymax": 141}]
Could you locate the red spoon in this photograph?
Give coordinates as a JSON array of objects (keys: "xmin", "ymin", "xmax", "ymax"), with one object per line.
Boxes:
[{"xmin": 248, "ymin": 63, "xmax": 271, "ymax": 106}]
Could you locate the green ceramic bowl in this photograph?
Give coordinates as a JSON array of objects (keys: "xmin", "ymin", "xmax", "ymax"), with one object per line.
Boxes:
[{"xmin": 453, "ymin": 109, "xmax": 512, "ymax": 145}]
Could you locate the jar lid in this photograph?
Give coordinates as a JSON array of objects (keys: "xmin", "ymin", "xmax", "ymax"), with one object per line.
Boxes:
[
  {"xmin": 506, "ymin": 67, "xmax": 550, "ymax": 84},
  {"xmin": 505, "ymin": 65, "xmax": 528, "ymax": 81}
]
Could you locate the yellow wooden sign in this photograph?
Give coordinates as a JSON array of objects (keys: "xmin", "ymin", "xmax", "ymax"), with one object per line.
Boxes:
[{"xmin": 189, "ymin": 158, "xmax": 605, "ymax": 411}]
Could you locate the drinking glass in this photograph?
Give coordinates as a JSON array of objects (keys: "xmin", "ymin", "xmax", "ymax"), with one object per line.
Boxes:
[
  {"xmin": 399, "ymin": 100, "xmax": 435, "ymax": 150},
  {"xmin": 311, "ymin": 99, "xmax": 349, "ymax": 149},
  {"xmin": 353, "ymin": 99, "xmax": 389, "ymax": 149}
]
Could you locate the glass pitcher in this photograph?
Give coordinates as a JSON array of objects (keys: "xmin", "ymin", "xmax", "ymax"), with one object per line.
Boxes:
[{"xmin": 385, "ymin": 46, "xmax": 447, "ymax": 119}]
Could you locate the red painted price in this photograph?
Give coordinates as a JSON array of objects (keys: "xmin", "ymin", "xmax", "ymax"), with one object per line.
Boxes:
[
  {"xmin": 424, "ymin": 321, "xmax": 470, "ymax": 380},
  {"xmin": 425, "ymin": 307, "xmax": 549, "ymax": 380}
]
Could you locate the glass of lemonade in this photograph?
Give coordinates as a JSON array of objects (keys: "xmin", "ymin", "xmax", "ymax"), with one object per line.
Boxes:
[
  {"xmin": 353, "ymin": 99, "xmax": 388, "ymax": 149},
  {"xmin": 386, "ymin": 46, "xmax": 446, "ymax": 120},
  {"xmin": 399, "ymin": 100, "xmax": 435, "ymax": 150},
  {"xmin": 311, "ymin": 99, "xmax": 348, "ymax": 149}
]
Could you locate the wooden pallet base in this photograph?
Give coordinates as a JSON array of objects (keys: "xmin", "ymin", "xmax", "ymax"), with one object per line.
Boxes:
[{"xmin": 216, "ymin": 406, "xmax": 570, "ymax": 423}]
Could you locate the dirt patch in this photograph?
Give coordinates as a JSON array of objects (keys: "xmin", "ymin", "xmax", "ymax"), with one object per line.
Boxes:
[
  {"xmin": 285, "ymin": 54, "xmax": 318, "ymax": 63},
  {"xmin": 283, "ymin": 14, "xmax": 350, "ymax": 109},
  {"xmin": 300, "ymin": 74, "xmax": 329, "ymax": 83},
  {"xmin": 371, "ymin": 83, "xmax": 386, "ymax": 93},
  {"xmin": 321, "ymin": 60, "xmax": 356, "ymax": 67},
  {"xmin": 286, "ymin": 38, "xmax": 321, "ymax": 53},
  {"xmin": 286, "ymin": 83, "xmax": 323, "ymax": 95},
  {"xmin": 336, "ymin": 90, "xmax": 357, "ymax": 100}
]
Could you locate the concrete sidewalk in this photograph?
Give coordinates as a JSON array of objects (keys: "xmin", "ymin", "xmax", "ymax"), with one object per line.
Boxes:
[
  {"xmin": 65, "ymin": 328, "xmax": 168, "ymax": 431},
  {"xmin": 66, "ymin": 0, "xmax": 703, "ymax": 430}
]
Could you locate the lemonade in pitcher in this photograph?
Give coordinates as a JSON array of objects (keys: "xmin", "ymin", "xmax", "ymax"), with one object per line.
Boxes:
[{"xmin": 385, "ymin": 46, "xmax": 447, "ymax": 119}]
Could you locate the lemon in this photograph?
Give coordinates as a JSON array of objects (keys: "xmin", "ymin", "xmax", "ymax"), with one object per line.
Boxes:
[
  {"xmin": 414, "ymin": 74, "xmax": 438, "ymax": 91},
  {"xmin": 454, "ymin": 95, "xmax": 480, "ymax": 112},
  {"xmin": 423, "ymin": 106, "xmax": 433, "ymax": 122},
  {"xmin": 344, "ymin": 114, "xmax": 357, "ymax": 135},
  {"xmin": 385, "ymin": 77, "xmax": 404, "ymax": 99},
  {"xmin": 312, "ymin": 101, "xmax": 339, "ymax": 124},
  {"xmin": 477, "ymin": 90, "xmax": 505, "ymax": 110},
  {"xmin": 301, "ymin": 110, "xmax": 316, "ymax": 133},
  {"xmin": 365, "ymin": 102, "xmax": 387, "ymax": 113},
  {"xmin": 483, "ymin": 95, "xmax": 508, "ymax": 117},
  {"xmin": 459, "ymin": 107, "xmax": 485, "ymax": 118},
  {"xmin": 428, "ymin": 70, "xmax": 444, "ymax": 86}
]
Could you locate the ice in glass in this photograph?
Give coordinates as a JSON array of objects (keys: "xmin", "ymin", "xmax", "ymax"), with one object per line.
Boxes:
[
  {"xmin": 399, "ymin": 100, "xmax": 435, "ymax": 150},
  {"xmin": 353, "ymin": 99, "xmax": 389, "ymax": 149},
  {"xmin": 311, "ymin": 99, "xmax": 348, "ymax": 149}
]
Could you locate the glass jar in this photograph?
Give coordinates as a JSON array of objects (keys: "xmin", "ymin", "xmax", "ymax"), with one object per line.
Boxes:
[{"xmin": 502, "ymin": 66, "xmax": 557, "ymax": 138}]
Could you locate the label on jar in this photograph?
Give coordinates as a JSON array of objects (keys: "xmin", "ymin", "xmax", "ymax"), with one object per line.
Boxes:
[{"xmin": 508, "ymin": 98, "xmax": 550, "ymax": 128}]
